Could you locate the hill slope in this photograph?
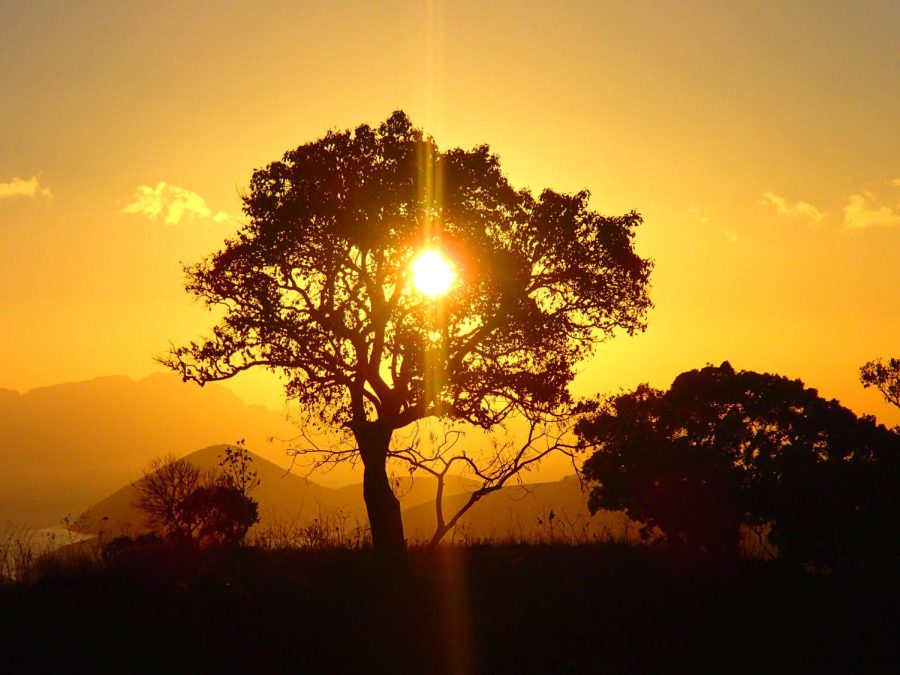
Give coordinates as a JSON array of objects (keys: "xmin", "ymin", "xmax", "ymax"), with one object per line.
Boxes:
[
  {"xmin": 74, "ymin": 445, "xmax": 365, "ymax": 536},
  {"xmin": 74, "ymin": 446, "xmax": 624, "ymax": 545},
  {"xmin": 401, "ymin": 475, "xmax": 632, "ymax": 544},
  {"xmin": 0, "ymin": 374, "xmax": 296, "ymax": 527}
]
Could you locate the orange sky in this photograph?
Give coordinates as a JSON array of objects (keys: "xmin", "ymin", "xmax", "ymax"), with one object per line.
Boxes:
[{"xmin": 1, "ymin": 0, "xmax": 898, "ymax": 429}]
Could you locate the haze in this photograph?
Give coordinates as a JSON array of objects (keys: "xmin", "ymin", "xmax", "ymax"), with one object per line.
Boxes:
[{"xmin": 1, "ymin": 0, "xmax": 898, "ymax": 431}]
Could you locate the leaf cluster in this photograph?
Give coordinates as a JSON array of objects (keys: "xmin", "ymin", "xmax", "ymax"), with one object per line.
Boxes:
[{"xmin": 860, "ymin": 356, "xmax": 900, "ymax": 411}]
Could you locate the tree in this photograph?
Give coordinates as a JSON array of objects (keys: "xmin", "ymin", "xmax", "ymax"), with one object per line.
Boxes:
[
  {"xmin": 860, "ymin": 357, "xmax": 900, "ymax": 411},
  {"xmin": 181, "ymin": 484, "xmax": 259, "ymax": 546},
  {"xmin": 218, "ymin": 442, "xmax": 261, "ymax": 497},
  {"xmin": 577, "ymin": 362, "xmax": 900, "ymax": 566},
  {"xmin": 134, "ymin": 449, "xmax": 260, "ymax": 546},
  {"xmin": 134, "ymin": 455, "xmax": 206, "ymax": 541},
  {"xmin": 379, "ymin": 414, "xmax": 580, "ymax": 547},
  {"xmin": 201, "ymin": 444, "xmax": 261, "ymax": 545},
  {"xmin": 162, "ymin": 111, "xmax": 652, "ymax": 555}
]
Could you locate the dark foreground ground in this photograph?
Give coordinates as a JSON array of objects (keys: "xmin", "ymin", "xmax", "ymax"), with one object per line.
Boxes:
[{"xmin": 1, "ymin": 543, "xmax": 897, "ymax": 674}]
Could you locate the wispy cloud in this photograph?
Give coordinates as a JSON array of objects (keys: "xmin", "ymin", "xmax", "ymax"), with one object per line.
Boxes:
[
  {"xmin": 0, "ymin": 176, "xmax": 52, "ymax": 200},
  {"xmin": 760, "ymin": 192, "xmax": 825, "ymax": 223},
  {"xmin": 843, "ymin": 191, "xmax": 900, "ymax": 229},
  {"xmin": 688, "ymin": 206, "xmax": 710, "ymax": 224},
  {"xmin": 123, "ymin": 182, "xmax": 236, "ymax": 225},
  {"xmin": 723, "ymin": 229, "xmax": 739, "ymax": 244},
  {"xmin": 890, "ymin": 178, "xmax": 900, "ymax": 188}
]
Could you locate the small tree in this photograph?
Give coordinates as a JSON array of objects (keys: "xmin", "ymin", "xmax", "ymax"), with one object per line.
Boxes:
[
  {"xmin": 387, "ymin": 414, "xmax": 580, "ymax": 546},
  {"xmin": 134, "ymin": 456, "xmax": 206, "ymax": 541},
  {"xmin": 860, "ymin": 357, "xmax": 900, "ymax": 411},
  {"xmin": 578, "ymin": 362, "xmax": 900, "ymax": 566},
  {"xmin": 218, "ymin": 442, "xmax": 261, "ymax": 497},
  {"xmin": 162, "ymin": 111, "xmax": 652, "ymax": 555},
  {"xmin": 134, "ymin": 449, "xmax": 260, "ymax": 546},
  {"xmin": 181, "ymin": 485, "xmax": 259, "ymax": 546}
]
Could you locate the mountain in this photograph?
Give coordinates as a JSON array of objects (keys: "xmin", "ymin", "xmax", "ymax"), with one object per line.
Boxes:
[
  {"xmin": 74, "ymin": 446, "xmax": 484, "ymax": 538},
  {"xmin": 74, "ymin": 445, "xmax": 624, "ymax": 545},
  {"xmin": 0, "ymin": 388, "xmax": 19, "ymax": 408},
  {"xmin": 0, "ymin": 374, "xmax": 297, "ymax": 528},
  {"xmin": 332, "ymin": 473, "xmax": 482, "ymax": 511},
  {"xmin": 400, "ymin": 475, "xmax": 632, "ymax": 544},
  {"xmin": 73, "ymin": 445, "xmax": 366, "ymax": 536}
]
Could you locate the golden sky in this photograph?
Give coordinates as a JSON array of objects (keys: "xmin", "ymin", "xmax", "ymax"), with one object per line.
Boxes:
[{"xmin": 1, "ymin": 0, "xmax": 898, "ymax": 427}]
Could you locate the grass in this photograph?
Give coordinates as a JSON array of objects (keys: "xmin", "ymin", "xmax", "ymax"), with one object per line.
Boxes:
[{"xmin": 0, "ymin": 535, "xmax": 897, "ymax": 674}]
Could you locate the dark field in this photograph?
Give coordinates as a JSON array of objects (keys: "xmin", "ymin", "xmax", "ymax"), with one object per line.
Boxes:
[{"xmin": 1, "ymin": 544, "xmax": 897, "ymax": 674}]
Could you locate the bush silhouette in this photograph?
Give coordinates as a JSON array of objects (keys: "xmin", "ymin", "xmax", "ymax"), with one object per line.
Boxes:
[{"xmin": 181, "ymin": 485, "xmax": 259, "ymax": 546}]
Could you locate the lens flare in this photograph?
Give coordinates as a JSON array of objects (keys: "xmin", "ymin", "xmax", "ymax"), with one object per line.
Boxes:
[{"xmin": 412, "ymin": 250, "xmax": 455, "ymax": 297}]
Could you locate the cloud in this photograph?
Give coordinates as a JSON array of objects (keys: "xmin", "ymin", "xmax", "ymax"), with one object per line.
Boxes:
[
  {"xmin": 723, "ymin": 230, "xmax": 739, "ymax": 243},
  {"xmin": 0, "ymin": 176, "xmax": 52, "ymax": 199},
  {"xmin": 891, "ymin": 178, "xmax": 900, "ymax": 188},
  {"xmin": 760, "ymin": 192, "xmax": 825, "ymax": 223},
  {"xmin": 688, "ymin": 206, "xmax": 710, "ymax": 224},
  {"xmin": 843, "ymin": 191, "xmax": 900, "ymax": 229},
  {"xmin": 123, "ymin": 182, "xmax": 236, "ymax": 225}
]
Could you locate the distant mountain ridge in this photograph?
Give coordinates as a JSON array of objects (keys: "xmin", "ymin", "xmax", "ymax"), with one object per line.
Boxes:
[
  {"xmin": 0, "ymin": 374, "xmax": 296, "ymax": 527},
  {"xmin": 1, "ymin": 373, "xmax": 623, "ymax": 541},
  {"xmin": 401, "ymin": 475, "xmax": 631, "ymax": 543}
]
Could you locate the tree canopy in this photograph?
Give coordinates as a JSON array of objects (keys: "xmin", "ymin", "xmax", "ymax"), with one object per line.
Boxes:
[
  {"xmin": 134, "ymin": 448, "xmax": 260, "ymax": 547},
  {"xmin": 163, "ymin": 111, "xmax": 653, "ymax": 552},
  {"xmin": 860, "ymin": 357, "xmax": 900, "ymax": 411},
  {"xmin": 578, "ymin": 362, "xmax": 900, "ymax": 566}
]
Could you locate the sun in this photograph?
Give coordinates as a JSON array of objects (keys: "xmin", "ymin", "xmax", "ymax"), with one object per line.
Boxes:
[{"xmin": 411, "ymin": 250, "xmax": 456, "ymax": 297}]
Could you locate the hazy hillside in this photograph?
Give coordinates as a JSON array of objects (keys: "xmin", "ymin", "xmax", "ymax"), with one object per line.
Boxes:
[
  {"xmin": 333, "ymin": 473, "xmax": 482, "ymax": 511},
  {"xmin": 75, "ymin": 447, "xmax": 486, "ymax": 538},
  {"xmin": 0, "ymin": 373, "xmax": 596, "ymax": 532},
  {"xmin": 401, "ymin": 475, "xmax": 632, "ymax": 544},
  {"xmin": 0, "ymin": 389, "xmax": 18, "ymax": 408},
  {"xmin": 74, "ymin": 445, "xmax": 367, "ymax": 536},
  {"xmin": 0, "ymin": 374, "xmax": 297, "ymax": 527},
  {"xmin": 73, "ymin": 445, "xmax": 625, "ymax": 545}
]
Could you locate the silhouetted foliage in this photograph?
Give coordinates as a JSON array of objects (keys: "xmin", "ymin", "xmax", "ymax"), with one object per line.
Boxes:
[
  {"xmin": 134, "ymin": 447, "xmax": 260, "ymax": 546},
  {"xmin": 860, "ymin": 357, "xmax": 900, "ymax": 411},
  {"xmin": 578, "ymin": 362, "xmax": 900, "ymax": 567},
  {"xmin": 162, "ymin": 111, "xmax": 652, "ymax": 554},
  {"xmin": 134, "ymin": 455, "xmax": 206, "ymax": 540},
  {"xmin": 218, "ymin": 441, "xmax": 261, "ymax": 497},
  {"xmin": 181, "ymin": 485, "xmax": 259, "ymax": 546}
]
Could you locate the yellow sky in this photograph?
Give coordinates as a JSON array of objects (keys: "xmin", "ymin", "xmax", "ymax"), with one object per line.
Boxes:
[{"xmin": 1, "ymin": 0, "xmax": 898, "ymax": 429}]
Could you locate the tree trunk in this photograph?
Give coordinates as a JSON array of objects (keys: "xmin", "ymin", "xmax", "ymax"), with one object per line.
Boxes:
[{"xmin": 357, "ymin": 423, "xmax": 406, "ymax": 557}]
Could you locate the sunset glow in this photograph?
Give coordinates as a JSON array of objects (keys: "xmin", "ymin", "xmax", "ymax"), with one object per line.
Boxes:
[
  {"xmin": 0, "ymin": 1, "xmax": 897, "ymax": 434},
  {"xmin": 0, "ymin": 5, "xmax": 897, "ymax": 668}
]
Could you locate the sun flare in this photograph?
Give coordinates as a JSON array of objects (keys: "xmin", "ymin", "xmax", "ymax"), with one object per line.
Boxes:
[{"xmin": 411, "ymin": 250, "xmax": 456, "ymax": 297}]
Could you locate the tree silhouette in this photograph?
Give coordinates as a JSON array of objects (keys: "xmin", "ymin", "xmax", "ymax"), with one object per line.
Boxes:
[
  {"xmin": 860, "ymin": 357, "xmax": 900, "ymax": 411},
  {"xmin": 180, "ymin": 484, "xmax": 259, "ymax": 546},
  {"xmin": 578, "ymin": 362, "xmax": 900, "ymax": 566},
  {"xmin": 134, "ymin": 455, "xmax": 207, "ymax": 541},
  {"xmin": 217, "ymin": 442, "xmax": 261, "ymax": 497},
  {"xmin": 162, "ymin": 111, "xmax": 652, "ymax": 555},
  {"xmin": 134, "ymin": 449, "xmax": 260, "ymax": 546}
]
